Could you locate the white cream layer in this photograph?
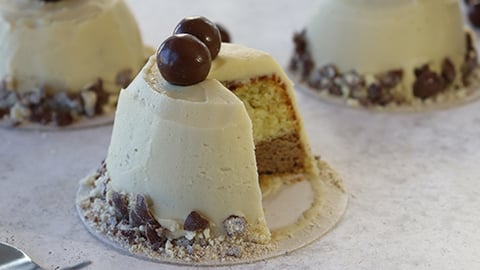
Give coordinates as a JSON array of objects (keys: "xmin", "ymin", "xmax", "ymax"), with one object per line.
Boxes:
[
  {"xmin": 106, "ymin": 56, "xmax": 270, "ymax": 241},
  {"xmin": 306, "ymin": 0, "xmax": 467, "ymax": 98},
  {"xmin": 0, "ymin": 0, "xmax": 147, "ymax": 94}
]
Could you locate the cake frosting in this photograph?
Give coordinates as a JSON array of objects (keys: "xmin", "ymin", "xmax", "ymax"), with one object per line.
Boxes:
[
  {"xmin": 106, "ymin": 55, "xmax": 270, "ymax": 242},
  {"xmin": 0, "ymin": 0, "xmax": 149, "ymax": 126},
  {"xmin": 290, "ymin": 0, "xmax": 479, "ymax": 107}
]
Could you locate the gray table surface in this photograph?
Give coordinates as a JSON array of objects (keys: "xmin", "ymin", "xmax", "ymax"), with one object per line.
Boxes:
[{"xmin": 1, "ymin": 0, "xmax": 480, "ymax": 269}]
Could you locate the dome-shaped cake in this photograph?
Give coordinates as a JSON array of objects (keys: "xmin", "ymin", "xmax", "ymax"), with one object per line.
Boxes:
[
  {"xmin": 77, "ymin": 17, "xmax": 347, "ymax": 264},
  {"xmin": 290, "ymin": 0, "xmax": 479, "ymax": 107},
  {"xmin": 104, "ymin": 41, "xmax": 320, "ymax": 243},
  {"xmin": 0, "ymin": 0, "xmax": 149, "ymax": 126}
]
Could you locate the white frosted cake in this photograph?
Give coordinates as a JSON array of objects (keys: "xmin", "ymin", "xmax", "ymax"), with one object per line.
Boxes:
[
  {"xmin": 76, "ymin": 15, "xmax": 346, "ymax": 264},
  {"xmin": 78, "ymin": 17, "xmax": 348, "ymax": 264},
  {"xmin": 106, "ymin": 55, "xmax": 272, "ymax": 243},
  {"xmin": 0, "ymin": 0, "xmax": 149, "ymax": 126},
  {"xmin": 290, "ymin": 0, "xmax": 479, "ymax": 107}
]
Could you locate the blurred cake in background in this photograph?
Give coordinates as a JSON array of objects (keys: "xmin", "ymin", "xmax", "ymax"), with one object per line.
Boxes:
[
  {"xmin": 290, "ymin": 0, "xmax": 479, "ymax": 108},
  {"xmin": 0, "ymin": 0, "xmax": 150, "ymax": 126}
]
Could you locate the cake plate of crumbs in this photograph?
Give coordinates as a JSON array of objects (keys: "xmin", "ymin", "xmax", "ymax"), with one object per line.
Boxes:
[
  {"xmin": 0, "ymin": 112, "xmax": 116, "ymax": 131},
  {"xmin": 76, "ymin": 159, "xmax": 348, "ymax": 266},
  {"xmin": 291, "ymin": 76, "xmax": 480, "ymax": 114}
]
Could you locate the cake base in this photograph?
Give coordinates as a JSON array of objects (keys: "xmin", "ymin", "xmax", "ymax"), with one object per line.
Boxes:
[
  {"xmin": 76, "ymin": 160, "xmax": 348, "ymax": 266},
  {"xmin": 0, "ymin": 46, "xmax": 154, "ymax": 130},
  {"xmin": 0, "ymin": 111, "xmax": 115, "ymax": 131},
  {"xmin": 292, "ymin": 71, "xmax": 480, "ymax": 113}
]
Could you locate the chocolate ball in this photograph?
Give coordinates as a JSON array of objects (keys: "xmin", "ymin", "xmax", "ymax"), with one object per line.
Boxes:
[
  {"xmin": 216, "ymin": 23, "xmax": 232, "ymax": 43},
  {"xmin": 157, "ymin": 34, "xmax": 212, "ymax": 86},
  {"xmin": 469, "ymin": 4, "xmax": 480, "ymax": 28},
  {"xmin": 174, "ymin": 16, "xmax": 222, "ymax": 59},
  {"xmin": 465, "ymin": 0, "xmax": 474, "ymax": 6}
]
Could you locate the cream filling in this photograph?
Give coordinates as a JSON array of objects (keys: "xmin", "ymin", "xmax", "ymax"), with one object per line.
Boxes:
[{"xmin": 0, "ymin": 0, "xmax": 146, "ymax": 94}]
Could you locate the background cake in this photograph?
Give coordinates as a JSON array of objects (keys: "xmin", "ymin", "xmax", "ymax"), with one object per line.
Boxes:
[
  {"xmin": 290, "ymin": 0, "xmax": 479, "ymax": 107},
  {"xmin": 0, "ymin": 0, "xmax": 149, "ymax": 126}
]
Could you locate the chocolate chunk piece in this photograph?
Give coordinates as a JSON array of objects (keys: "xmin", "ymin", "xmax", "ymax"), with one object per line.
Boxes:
[
  {"xmin": 223, "ymin": 215, "xmax": 246, "ymax": 236},
  {"xmin": 292, "ymin": 30, "xmax": 307, "ymax": 55},
  {"xmin": 174, "ymin": 16, "xmax": 222, "ymax": 59},
  {"xmin": 29, "ymin": 104, "xmax": 52, "ymax": 124},
  {"xmin": 466, "ymin": 32, "xmax": 475, "ymax": 54},
  {"xmin": 319, "ymin": 64, "xmax": 339, "ymax": 79},
  {"xmin": 308, "ymin": 64, "xmax": 339, "ymax": 90},
  {"xmin": 157, "ymin": 34, "xmax": 212, "ymax": 86},
  {"xmin": 96, "ymin": 161, "xmax": 107, "ymax": 177},
  {"xmin": 111, "ymin": 191, "xmax": 129, "ymax": 220},
  {"xmin": 328, "ymin": 84, "xmax": 343, "ymax": 96},
  {"xmin": 462, "ymin": 57, "xmax": 478, "ymax": 86},
  {"xmin": 52, "ymin": 109, "xmax": 73, "ymax": 127},
  {"xmin": 308, "ymin": 72, "xmax": 331, "ymax": 90},
  {"xmin": 21, "ymin": 89, "xmax": 45, "ymax": 106},
  {"xmin": 0, "ymin": 108, "xmax": 7, "ymax": 119},
  {"xmin": 367, "ymin": 83, "xmax": 384, "ymax": 104},
  {"xmin": 119, "ymin": 229, "xmax": 138, "ymax": 245},
  {"xmin": 289, "ymin": 55, "xmax": 300, "ymax": 72},
  {"xmin": 145, "ymin": 224, "xmax": 167, "ymax": 250},
  {"xmin": 367, "ymin": 82, "xmax": 396, "ymax": 106},
  {"xmin": 342, "ymin": 70, "xmax": 365, "ymax": 89},
  {"xmin": 414, "ymin": 65, "xmax": 430, "ymax": 78},
  {"xmin": 184, "ymin": 211, "xmax": 210, "ymax": 231},
  {"xmin": 0, "ymin": 87, "xmax": 18, "ymax": 115},
  {"xmin": 413, "ymin": 70, "xmax": 445, "ymax": 100},
  {"xmin": 377, "ymin": 70, "xmax": 403, "ymax": 89},
  {"xmin": 129, "ymin": 194, "xmax": 158, "ymax": 227},
  {"xmin": 82, "ymin": 79, "xmax": 108, "ymax": 114},
  {"xmin": 441, "ymin": 58, "xmax": 456, "ymax": 86},
  {"xmin": 300, "ymin": 55, "xmax": 314, "ymax": 80},
  {"xmin": 290, "ymin": 30, "xmax": 315, "ymax": 80}
]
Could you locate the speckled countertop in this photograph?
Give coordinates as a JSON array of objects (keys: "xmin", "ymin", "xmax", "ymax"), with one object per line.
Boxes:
[{"xmin": 1, "ymin": 0, "xmax": 480, "ymax": 269}]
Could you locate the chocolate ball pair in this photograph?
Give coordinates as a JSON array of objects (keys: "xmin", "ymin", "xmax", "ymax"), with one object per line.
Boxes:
[{"xmin": 157, "ymin": 16, "xmax": 222, "ymax": 86}]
